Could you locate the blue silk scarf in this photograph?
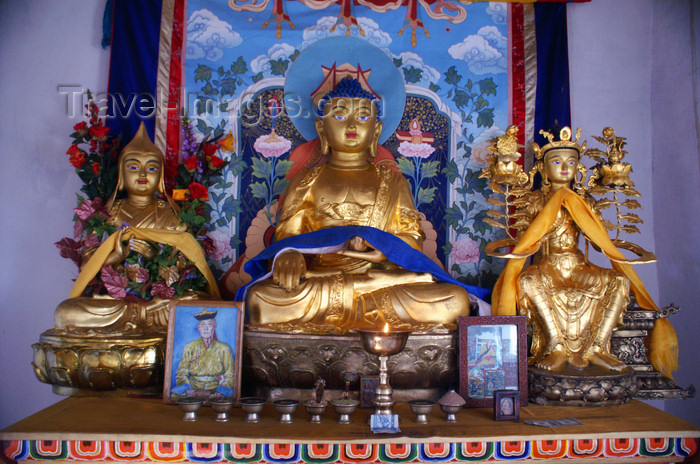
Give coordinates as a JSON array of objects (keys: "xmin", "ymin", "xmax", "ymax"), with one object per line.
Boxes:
[{"xmin": 235, "ymin": 225, "xmax": 491, "ymax": 302}]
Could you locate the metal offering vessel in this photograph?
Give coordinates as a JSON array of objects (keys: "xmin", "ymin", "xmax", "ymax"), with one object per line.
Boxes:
[{"xmin": 354, "ymin": 324, "xmax": 411, "ymax": 416}]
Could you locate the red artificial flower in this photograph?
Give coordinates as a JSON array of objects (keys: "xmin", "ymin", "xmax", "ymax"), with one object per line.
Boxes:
[
  {"xmin": 54, "ymin": 237, "xmax": 82, "ymax": 267},
  {"xmin": 150, "ymin": 281, "xmax": 176, "ymax": 299},
  {"xmin": 188, "ymin": 182, "xmax": 208, "ymax": 201},
  {"xmin": 89, "ymin": 125, "xmax": 110, "ymax": 140},
  {"xmin": 66, "ymin": 144, "xmax": 80, "ymax": 156},
  {"xmin": 208, "ymin": 155, "xmax": 225, "ymax": 169},
  {"xmin": 100, "ymin": 266, "xmax": 128, "ymax": 299},
  {"xmin": 92, "ymin": 162, "xmax": 101, "ymax": 176},
  {"xmin": 201, "ymin": 142, "xmax": 218, "ymax": 157},
  {"xmin": 201, "ymin": 236, "xmax": 215, "ymax": 255},
  {"xmin": 73, "ymin": 121, "xmax": 88, "ymax": 134},
  {"xmin": 69, "ymin": 151, "xmax": 87, "ymax": 169},
  {"xmin": 184, "ymin": 157, "xmax": 198, "ymax": 172}
]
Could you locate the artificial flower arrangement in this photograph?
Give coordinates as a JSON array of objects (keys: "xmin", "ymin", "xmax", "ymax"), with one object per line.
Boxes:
[{"xmin": 55, "ymin": 92, "xmax": 229, "ymax": 301}]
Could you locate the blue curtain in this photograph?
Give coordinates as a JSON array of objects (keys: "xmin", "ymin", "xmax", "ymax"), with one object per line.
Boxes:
[{"xmin": 106, "ymin": 0, "xmax": 163, "ymax": 143}]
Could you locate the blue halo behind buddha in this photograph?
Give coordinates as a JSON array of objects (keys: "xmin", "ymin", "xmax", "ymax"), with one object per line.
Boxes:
[{"xmin": 284, "ymin": 37, "xmax": 405, "ymax": 145}]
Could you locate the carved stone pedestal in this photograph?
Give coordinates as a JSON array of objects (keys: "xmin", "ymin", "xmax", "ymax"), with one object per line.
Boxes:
[
  {"xmin": 32, "ymin": 331, "xmax": 165, "ymax": 396},
  {"xmin": 242, "ymin": 330, "xmax": 458, "ymax": 402},
  {"xmin": 611, "ymin": 305, "xmax": 695, "ymax": 400}
]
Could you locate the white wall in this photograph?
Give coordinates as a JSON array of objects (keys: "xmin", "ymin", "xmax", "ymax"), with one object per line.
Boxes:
[
  {"xmin": 649, "ymin": 0, "xmax": 700, "ymax": 425},
  {"xmin": 0, "ymin": 0, "xmax": 110, "ymax": 427},
  {"xmin": 568, "ymin": 0, "xmax": 699, "ymax": 426},
  {"xmin": 1, "ymin": 0, "xmax": 698, "ymax": 429}
]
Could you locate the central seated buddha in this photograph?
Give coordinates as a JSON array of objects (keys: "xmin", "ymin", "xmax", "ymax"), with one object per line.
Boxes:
[{"xmin": 241, "ymin": 77, "xmax": 474, "ymax": 334}]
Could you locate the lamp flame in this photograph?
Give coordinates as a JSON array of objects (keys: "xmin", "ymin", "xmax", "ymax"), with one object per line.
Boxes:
[{"xmin": 383, "ymin": 323, "xmax": 390, "ymax": 334}]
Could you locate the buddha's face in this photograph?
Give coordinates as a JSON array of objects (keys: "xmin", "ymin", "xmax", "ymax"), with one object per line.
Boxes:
[
  {"xmin": 544, "ymin": 149, "xmax": 579, "ymax": 187},
  {"xmin": 197, "ymin": 318, "xmax": 216, "ymax": 339},
  {"xmin": 320, "ymin": 97, "xmax": 380, "ymax": 153},
  {"xmin": 121, "ymin": 151, "xmax": 162, "ymax": 196}
]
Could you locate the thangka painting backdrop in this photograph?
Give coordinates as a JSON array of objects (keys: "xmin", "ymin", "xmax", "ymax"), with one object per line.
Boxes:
[{"xmin": 105, "ymin": 0, "xmax": 581, "ymax": 299}]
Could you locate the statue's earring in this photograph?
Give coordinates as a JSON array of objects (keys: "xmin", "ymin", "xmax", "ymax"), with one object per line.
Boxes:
[
  {"xmin": 315, "ymin": 119, "xmax": 330, "ymax": 156},
  {"xmin": 369, "ymin": 121, "xmax": 382, "ymax": 159},
  {"xmin": 539, "ymin": 163, "xmax": 551, "ymax": 192},
  {"xmin": 574, "ymin": 162, "xmax": 587, "ymax": 193}
]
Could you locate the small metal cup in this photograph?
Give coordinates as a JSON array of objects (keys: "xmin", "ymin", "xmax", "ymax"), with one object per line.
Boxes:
[
  {"xmin": 439, "ymin": 403, "xmax": 462, "ymax": 423},
  {"xmin": 210, "ymin": 397, "xmax": 234, "ymax": 422},
  {"xmin": 304, "ymin": 400, "xmax": 328, "ymax": 423},
  {"xmin": 330, "ymin": 398, "xmax": 359, "ymax": 424},
  {"xmin": 177, "ymin": 397, "xmax": 205, "ymax": 422},
  {"xmin": 239, "ymin": 397, "xmax": 266, "ymax": 423},
  {"xmin": 273, "ymin": 399, "xmax": 300, "ymax": 424},
  {"xmin": 408, "ymin": 399, "xmax": 435, "ymax": 424}
]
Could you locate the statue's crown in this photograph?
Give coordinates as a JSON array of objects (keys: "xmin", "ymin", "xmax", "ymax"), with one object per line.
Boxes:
[{"xmin": 532, "ymin": 126, "xmax": 586, "ymax": 160}]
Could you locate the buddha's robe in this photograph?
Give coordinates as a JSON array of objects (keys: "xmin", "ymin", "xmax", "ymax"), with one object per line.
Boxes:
[
  {"xmin": 174, "ymin": 338, "xmax": 235, "ymax": 393},
  {"xmin": 243, "ymin": 163, "xmax": 483, "ymax": 334},
  {"xmin": 53, "ymin": 199, "xmax": 219, "ymax": 334}
]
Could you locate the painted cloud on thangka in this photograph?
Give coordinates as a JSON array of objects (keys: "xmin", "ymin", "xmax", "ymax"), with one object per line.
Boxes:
[
  {"xmin": 448, "ymin": 25, "xmax": 507, "ymax": 75},
  {"xmin": 187, "ymin": 9, "xmax": 242, "ymax": 61}
]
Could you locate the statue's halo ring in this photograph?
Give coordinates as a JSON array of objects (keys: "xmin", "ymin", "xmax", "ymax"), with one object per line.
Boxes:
[{"xmin": 283, "ymin": 36, "xmax": 405, "ymax": 145}]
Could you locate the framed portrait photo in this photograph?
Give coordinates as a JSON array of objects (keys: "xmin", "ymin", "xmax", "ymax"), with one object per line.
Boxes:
[
  {"xmin": 458, "ymin": 315, "xmax": 527, "ymax": 408},
  {"xmin": 163, "ymin": 301, "xmax": 244, "ymax": 404},
  {"xmin": 494, "ymin": 390, "xmax": 520, "ymax": 421}
]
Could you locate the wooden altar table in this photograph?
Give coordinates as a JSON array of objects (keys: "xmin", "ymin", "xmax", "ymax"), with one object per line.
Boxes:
[{"xmin": 2, "ymin": 397, "xmax": 698, "ymax": 463}]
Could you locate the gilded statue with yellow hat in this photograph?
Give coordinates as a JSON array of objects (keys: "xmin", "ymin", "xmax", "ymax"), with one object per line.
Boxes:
[
  {"xmin": 33, "ymin": 101, "xmax": 221, "ymax": 395},
  {"xmin": 481, "ymin": 125, "xmax": 679, "ymax": 404}
]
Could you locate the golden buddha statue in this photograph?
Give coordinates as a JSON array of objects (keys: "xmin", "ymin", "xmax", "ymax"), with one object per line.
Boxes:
[
  {"xmin": 51, "ymin": 123, "xmax": 219, "ymax": 335},
  {"xmin": 240, "ymin": 77, "xmax": 476, "ymax": 334},
  {"xmin": 485, "ymin": 126, "xmax": 677, "ymax": 379}
]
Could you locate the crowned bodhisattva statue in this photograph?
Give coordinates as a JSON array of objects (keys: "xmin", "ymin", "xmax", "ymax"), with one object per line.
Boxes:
[{"xmin": 482, "ymin": 126, "xmax": 678, "ymax": 403}]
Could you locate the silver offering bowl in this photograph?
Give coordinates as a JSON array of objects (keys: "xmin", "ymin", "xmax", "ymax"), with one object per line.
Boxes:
[
  {"xmin": 177, "ymin": 396, "xmax": 205, "ymax": 422},
  {"xmin": 239, "ymin": 397, "xmax": 267, "ymax": 423},
  {"xmin": 303, "ymin": 400, "xmax": 328, "ymax": 423},
  {"xmin": 354, "ymin": 327, "xmax": 412, "ymax": 416},
  {"xmin": 439, "ymin": 403, "xmax": 462, "ymax": 423},
  {"xmin": 330, "ymin": 398, "xmax": 360, "ymax": 424},
  {"xmin": 272, "ymin": 399, "xmax": 300, "ymax": 423},
  {"xmin": 408, "ymin": 399, "xmax": 436, "ymax": 424},
  {"xmin": 209, "ymin": 397, "xmax": 234, "ymax": 422}
]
